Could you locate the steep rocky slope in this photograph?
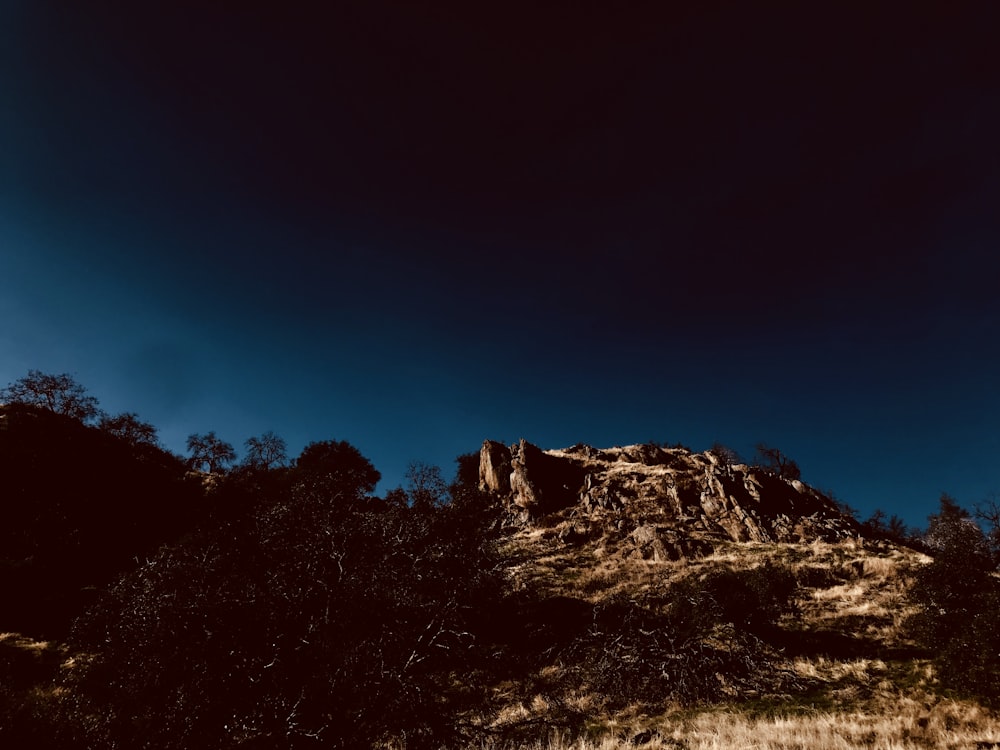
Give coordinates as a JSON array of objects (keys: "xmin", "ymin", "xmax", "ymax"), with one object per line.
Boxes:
[{"xmin": 479, "ymin": 439, "xmax": 859, "ymax": 559}]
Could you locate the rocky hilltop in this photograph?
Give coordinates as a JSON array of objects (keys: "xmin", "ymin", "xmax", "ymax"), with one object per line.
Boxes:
[{"xmin": 479, "ymin": 439, "xmax": 859, "ymax": 558}]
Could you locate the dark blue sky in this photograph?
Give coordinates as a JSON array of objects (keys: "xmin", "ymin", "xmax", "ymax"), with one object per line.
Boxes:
[{"xmin": 2, "ymin": 3, "xmax": 998, "ymax": 526}]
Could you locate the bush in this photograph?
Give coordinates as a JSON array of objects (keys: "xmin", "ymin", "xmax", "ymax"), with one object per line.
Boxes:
[
  {"xmin": 556, "ymin": 563, "xmax": 799, "ymax": 708},
  {"xmin": 62, "ymin": 467, "xmax": 506, "ymax": 749},
  {"xmin": 908, "ymin": 495, "xmax": 1000, "ymax": 705},
  {"xmin": 700, "ymin": 561, "xmax": 799, "ymax": 635},
  {"xmin": 0, "ymin": 404, "xmax": 203, "ymax": 637}
]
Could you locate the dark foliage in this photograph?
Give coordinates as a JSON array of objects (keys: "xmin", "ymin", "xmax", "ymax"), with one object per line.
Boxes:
[
  {"xmin": 1, "ymin": 370, "xmax": 100, "ymax": 422},
  {"xmin": 753, "ymin": 443, "xmax": 802, "ymax": 481},
  {"xmin": 908, "ymin": 495, "xmax": 1000, "ymax": 704},
  {"xmin": 242, "ymin": 431, "xmax": 289, "ymax": 471},
  {"xmin": 552, "ymin": 563, "xmax": 799, "ymax": 709},
  {"xmin": 186, "ymin": 431, "xmax": 237, "ymax": 473},
  {"xmin": 97, "ymin": 411, "xmax": 160, "ymax": 447},
  {"xmin": 709, "ymin": 442, "xmax": 742, "ymax": 466},
  {"xmin": 700, "ymin": 561, "xmax": 799, "ymax": 636},
  {"xmin": 0, "ymin": 636, "xmax": 66, "ymax": 749},
  {"xmin": 0, "ymin": 404, "xmax": 202, "ymax": 637},
  {"xmin": 405, "ymin": 461, "xmax": 449, "ymax": 509},
  {"xmin": 292, "ymin": 439, "xmax": 381, "ymax": 502},
  {"xmin": 974, "ymin": 493, "xmax": 1000, "ymax": 564},
  {"xmin": 61, "ymin": 457, "xmax": 506, "ymax": 749},
  {"xmin": 861, "ymin": 508, "xmax": 911, "ymax": 544},
  {"xmin": 453, "ymin": 451, "xmax": 481, "ymax": 491}
]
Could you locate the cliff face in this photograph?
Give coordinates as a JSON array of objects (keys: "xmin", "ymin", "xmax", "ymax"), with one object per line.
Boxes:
[{"xmin": 479, "ymin": 440, "xmax": 858, "ymax": 554}]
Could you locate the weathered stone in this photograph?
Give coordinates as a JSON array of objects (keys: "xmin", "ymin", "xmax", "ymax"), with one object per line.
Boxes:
[
  {"xmin": 479, "ymin": 440, "xmax": 512, "ymax": 495},
  {"xmin": 630, "ymin": 524, "xmax": 713, "ymax": 560},
  {"xmin": 478, "ymin": 439, "xmax": 861, "ymax": 544}
]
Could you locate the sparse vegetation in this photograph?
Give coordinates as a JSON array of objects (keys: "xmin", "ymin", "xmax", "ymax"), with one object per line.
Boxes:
[
  {"xmin": 753, "ymin": 443, "xmax": 802, "ymax": 481},
  {"xmin": 908, "ymin": 495, "xmax": 1000, "ymax": 705},
  {"xmin": 1, "ymin": 370, "xmax": 101, "ymax": 422},
  {"xmin": 1, "ymin": 371, "xmax": 999, "ymax": 748}
]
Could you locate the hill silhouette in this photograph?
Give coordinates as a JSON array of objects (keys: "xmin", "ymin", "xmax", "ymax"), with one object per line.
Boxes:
[{"xmin": 0, "ymin": 403, "xmax": 202, "ymax": 636}]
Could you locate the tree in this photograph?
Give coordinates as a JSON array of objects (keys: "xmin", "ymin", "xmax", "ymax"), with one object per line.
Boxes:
[
  {"xmin": 922, "ymin": 493, "xmax": 986, "ymax": 558},
  {"xmin": 405, "ymin": 461, "xmax": 449, "ymax": 509},
  {"xmin": 98, "ymin": 412, "xmax": 159, "ymax": 447},
  {"xmin": 909, "ymin": 494, "xmax": 1000, "ymax": 704},
  {"xmin": 293, "ymin": 439, "xmax": 380, "ymax": 501},
  {"xmin": 709, "ymin": 442, "xmax": 742, "ymax": 466},
  {"xmin": 242, "ymin": 431, "xmax": 288, "ymax": 471},
  {"xmin": 186, "ymin": 432, "xmax": 236, "ymax": 473},
  {"xmin": 974, "ymin": 492, "xmax": 1000, "ymax": 563},
  {"xmin": 862, "ymin": 509, "xmax": 910, "ymax": 543},
  {"xmin": 1, "ymin": 370, "xmax": 100, "ymax": 422},
  {"xmin": 862, "ymin": 508, "xmax": 888, "ymax": 535},
  {"xmin": 886, "ymin": 514, "xmax": 908, "ymax": 541},
  {"xmin": 754, "ymin": 443, "xmax": 802, "ymax": 481}
]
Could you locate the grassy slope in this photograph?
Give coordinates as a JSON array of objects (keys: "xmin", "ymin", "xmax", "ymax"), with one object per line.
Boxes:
[
  {"xmin": 3, "ymin": 535, "xmax": 997, "ymax": 748},
  {"xmin": 474, "ymin": 532, "xmax": 1000, "ymax": 750}
]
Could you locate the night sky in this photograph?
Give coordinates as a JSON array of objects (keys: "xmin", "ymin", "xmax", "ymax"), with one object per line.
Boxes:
[{"xmin": 2, "ymin": 3, "xmax": 998, "ymax": 526}]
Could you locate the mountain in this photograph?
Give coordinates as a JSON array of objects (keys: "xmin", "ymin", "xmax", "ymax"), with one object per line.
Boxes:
[{"xmin": 479, "ymin": 439, "xmax": 859, "ymax": 558}]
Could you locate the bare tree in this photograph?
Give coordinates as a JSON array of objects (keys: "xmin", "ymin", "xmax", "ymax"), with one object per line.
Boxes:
[
  {"xmin": 754, "ymin": 443, "xmax": 802, "ymax": 481},
  {"xmin": 1, "ymin": 370, "xmax": 100, "ymax": 422},
  {"xmin": 243, "ymin": 431, "xmax": 288, "ymax": 471},
  {"xmin": 186, "ymin": 432, "xmax": 236, "ymax": 473},
  {"xmin": 406, "ymin": 462, "xmax": 449, "ymax": 509},
  {"xmin": 709, "ymin": 442, "xmax": 742, "ymax": 466},
  {"xmin": 99, "ymin": 412, "xmax": 160, "ymax": 447},
  {"xmin": 974, "ymin": 492, "xmax": 1000, "ymax": 560}
]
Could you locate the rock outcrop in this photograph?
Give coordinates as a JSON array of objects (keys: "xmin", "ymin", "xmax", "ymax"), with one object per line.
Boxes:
[
  {"xmin": 481, "ymin": 439, "xmax": 585, "ymax": 519},
  {"xmin": 479, "ymin": 439, "xmax": 859, "ymax": 554}
]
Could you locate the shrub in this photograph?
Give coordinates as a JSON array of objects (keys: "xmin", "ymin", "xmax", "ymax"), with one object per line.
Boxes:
[
  {"xmin": 908, "ymin": 495, "xmax": 1000, "ymax": 705},
  {"xmin": 62, "ymin": 467, "xmax": 505, "ymax": 749},
  {"xmin": 700, "ymin": 561, "xmax": 799, "ymax": 635},
  {"xmin": 555, "ymin": 563, "xmax": 799, "ymax": 708}
]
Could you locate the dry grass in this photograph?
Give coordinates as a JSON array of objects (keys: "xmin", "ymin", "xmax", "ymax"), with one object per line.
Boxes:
[
  {"xmin": 463, "ymin": 699, "xmax": 1000, "ymax": 749},
  {"xmin": 469, "ymin": 532, "xmax": 1000, "ymax": 750}
]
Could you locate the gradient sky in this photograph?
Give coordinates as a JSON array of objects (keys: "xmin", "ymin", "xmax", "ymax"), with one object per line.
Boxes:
[{"xmin": 2, "ymin": 3, "xmax": 998, "ymax": 527}]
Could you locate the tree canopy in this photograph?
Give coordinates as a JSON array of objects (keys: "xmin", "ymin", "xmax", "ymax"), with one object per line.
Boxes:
[
  {"xmin": 754, "ymin": 443, "xmax": 802, "ymax": 481},
  {"xmin": 98, "ymin": 412, "xmax": 159, "ymax": 447},
  {"xmin": 242, "ymin": 431, "xmax": 288, "ymax": 471},
  {"xmin": 186, "ymin": 431, "xmax": 237, "ymax": 473},
  {"xmin": 293, "ymin": 439, "xmax": 381, "ymax": 501},
  {"xmin": 1, "ymin": 370, "xmax": 100, "ymax": 422},
  {"xmin": 909, "ymin": 494, "xmax": 1000, "ymax": 704}
]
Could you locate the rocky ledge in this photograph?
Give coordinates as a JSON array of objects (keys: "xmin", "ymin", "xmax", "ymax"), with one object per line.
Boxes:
[{"xmin": 479, "ymin": 439, "xmax": 859, "ymax": 558}]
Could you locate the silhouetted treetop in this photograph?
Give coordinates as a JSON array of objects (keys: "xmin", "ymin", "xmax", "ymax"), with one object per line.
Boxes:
[
  {"xmin": 754, "ymin": 443, "xmax": 802, "ymax": 481},
  {"xmin": 924, "ymin": 493, "xmax": 992, "ymax": 566},
  {"xmin": 98, "ymin": 411, "xmax": 159, "ymax": 447},
  {"xmin": 406, "ymin": 461, "xmax": 449, "ymax": 509},
  {"xmin": 242, "ymin": 431, "xmax": 288, "ymax": 471},
  {"xmin": 909, "ymin": 494, "xmax": 1000, "ymax": 704},
  {"xmin": 709, "ymin": 442, "xmax": 742, "ymax": 466},
  {"xmin": 293, "ymin": 439, "xmax": 380, "ymax": 500},
  {"xmin": 1, "ymin": 370, "xmax": 100, "ymax": 422},
  {"xmin": 186, "ymin": 431, "xmax": 237, "ymax": 474}
]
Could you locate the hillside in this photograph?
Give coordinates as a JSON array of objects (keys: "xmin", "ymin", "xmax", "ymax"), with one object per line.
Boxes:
[
  {"xmin": 2, "ymin": 426, "xmax": 999, "ymax": 749},
  {"xmin": 469, "ymin": 440, "xmax": 1000, "ymax": 748},
  {"xmin": 0, "ymin": 404, "xmax": 203, "ymax": 636},
  {"xmin": 480, "ymin": 439, "xmax": 857, "ymax": 547}
]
